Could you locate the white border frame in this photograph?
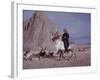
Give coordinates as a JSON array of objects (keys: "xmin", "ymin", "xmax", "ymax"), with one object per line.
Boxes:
[{"xmin": 11, "ymin": 1, "xmax": 97, "ymax": 78}]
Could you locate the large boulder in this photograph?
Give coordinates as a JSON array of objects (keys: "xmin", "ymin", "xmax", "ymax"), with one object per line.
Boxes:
[{"xmin": 23, "ymin": 11, "xmax": 58, "ymax": 52}]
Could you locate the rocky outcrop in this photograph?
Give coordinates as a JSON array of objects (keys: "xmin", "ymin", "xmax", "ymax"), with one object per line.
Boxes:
[{"xmin": 23, "ymin": 11, "xmax": 58, "ymax": 52}]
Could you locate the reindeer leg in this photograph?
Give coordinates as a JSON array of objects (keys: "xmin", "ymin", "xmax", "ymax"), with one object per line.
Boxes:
[
  {"xmin": 66, "ymin": 49, "xmax": 74, "ymax": 60},
  {"xmin": 69, "ymin": 49, "xmax": 76, "ymax": 59},
  {"xmin": 58, "ymin": 50, "xmax": 61, "ymax": 60},
  {"xmin": 61, "ymin": 50, "xmax": 66, "ymax": 59},
  {"xmin": 73, "ymin": 51, "xmax": 76, "ymax": 59},
  {"xmin": 38, "ymin": 55, "xmax": 41, "ymax": 60},
  {"xmin": 64, "ymin": 50, "xmax": 71, "ymax": 61},
  {"xmin": 59, "ymin": 53, "xmax": 61, "ymax": 60}
]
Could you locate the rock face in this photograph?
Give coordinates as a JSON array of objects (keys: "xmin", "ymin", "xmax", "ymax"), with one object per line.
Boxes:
[{"xmin": 23, "ymin": 11, "xmax": 58, "ymax": 52}]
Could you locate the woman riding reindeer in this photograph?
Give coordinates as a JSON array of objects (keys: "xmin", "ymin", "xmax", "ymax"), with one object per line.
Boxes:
[
  {"xmin": 51, "ymin": 28, "xmax": 74, "ymax": 60},
  {"xmin": 62, "ymin": 28, "xmax": 70, "ymax": 52}
]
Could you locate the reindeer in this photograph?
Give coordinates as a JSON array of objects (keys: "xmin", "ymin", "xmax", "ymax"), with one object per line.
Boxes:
[{"xmin": 50, "ymin": 32, "xmax": 76, "ymax": 60}]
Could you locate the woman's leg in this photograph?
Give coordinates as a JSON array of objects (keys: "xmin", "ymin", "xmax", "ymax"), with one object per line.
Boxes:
[{"xmin": 64, "ymin": 41, "xmax": 69, "ymax": 51}]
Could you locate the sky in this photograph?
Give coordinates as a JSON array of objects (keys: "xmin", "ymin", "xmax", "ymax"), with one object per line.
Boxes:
[{"xmin": 23, "ymin": 10, "xmax": 91, "ymax": 44}]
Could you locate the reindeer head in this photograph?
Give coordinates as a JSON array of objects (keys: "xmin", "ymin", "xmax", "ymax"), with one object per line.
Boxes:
[{"xmin": 50, "ymin": 32, "xmax": 60, "ymax": 42}]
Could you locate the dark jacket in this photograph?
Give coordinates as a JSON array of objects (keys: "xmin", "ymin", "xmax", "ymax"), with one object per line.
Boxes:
[
  {"xmin": 62, "ymin": 32, "xmax": 69, "ymax": 51},
  {"xmin": 62, "ymin": 33, "xmax": 69, "ymax": 41}
]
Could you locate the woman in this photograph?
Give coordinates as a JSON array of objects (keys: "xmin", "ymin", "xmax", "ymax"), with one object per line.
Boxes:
[{"xmin": 62, "ymin": 28, "xmax": 69, "ymax": 52}]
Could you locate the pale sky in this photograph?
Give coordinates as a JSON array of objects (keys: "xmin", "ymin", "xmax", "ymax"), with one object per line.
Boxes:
[{"xmin": 23, "ymin": 10, "xmax": 91, "ymax": 44}]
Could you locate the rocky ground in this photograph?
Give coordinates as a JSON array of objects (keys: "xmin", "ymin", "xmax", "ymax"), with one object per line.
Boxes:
[{"xmin": 23, "ymin": 44, "xmax": 91, "ymax": 69}]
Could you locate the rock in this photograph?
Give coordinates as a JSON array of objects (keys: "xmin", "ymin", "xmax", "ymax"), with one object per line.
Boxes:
[
  {"xmin": 23, "ymin": 11, "xmax": 58, "ymax": 53},
  {"xmin": 32, "ymin": 57, "xmax": 39, "ymax": 61}
]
